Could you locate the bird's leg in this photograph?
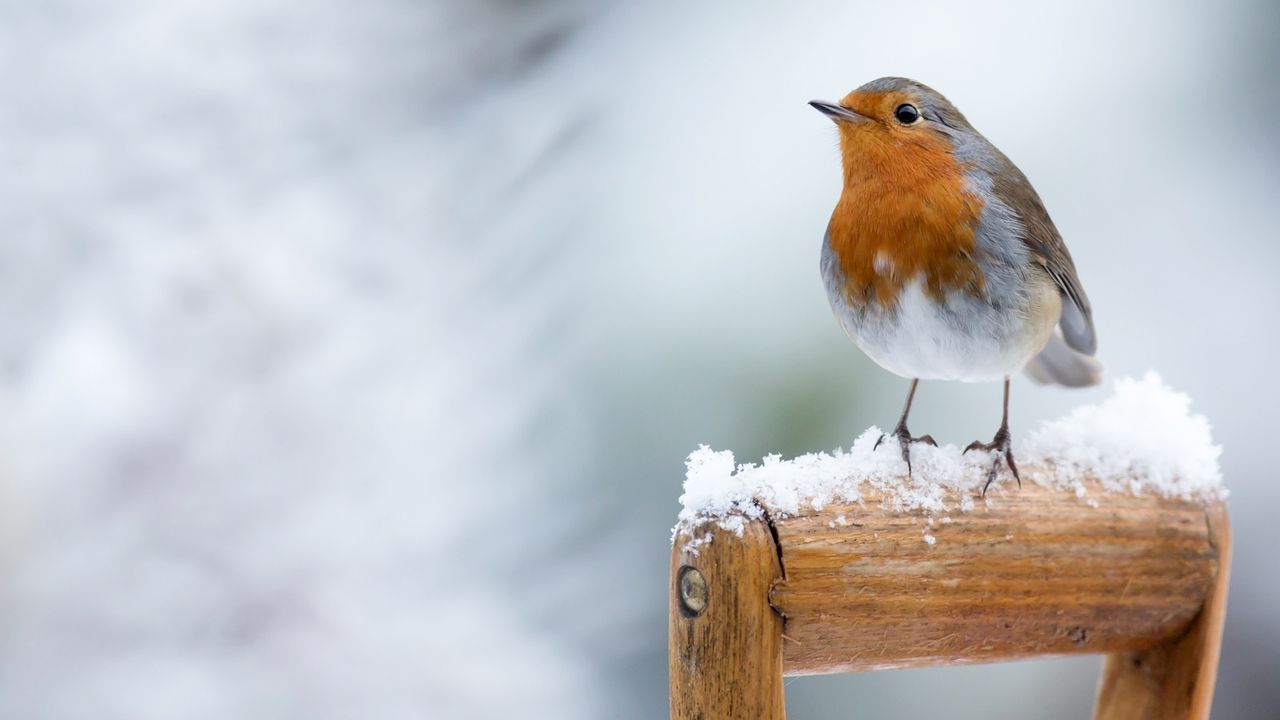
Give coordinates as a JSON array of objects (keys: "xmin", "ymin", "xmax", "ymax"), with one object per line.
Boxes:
[
  {"xmin": 874, "ymin": 379, "xmax": 937, "ymax": 475},
  {"xmin": 963, "ymin": 377, "xmax": 1021, "ymax": 496}
]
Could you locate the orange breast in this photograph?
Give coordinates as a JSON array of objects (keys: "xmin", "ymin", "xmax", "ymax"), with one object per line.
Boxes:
[{"xmin": 828, "ymin": 129, "xmax": 985, "ymax": 307}]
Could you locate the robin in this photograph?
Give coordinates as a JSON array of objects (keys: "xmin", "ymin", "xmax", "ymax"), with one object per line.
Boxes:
[{"xmin": 811, "ymin": 77, "xmax": 1100, "ymax": 494}]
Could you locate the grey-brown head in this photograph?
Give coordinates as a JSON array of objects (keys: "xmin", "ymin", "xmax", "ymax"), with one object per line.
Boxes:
[{"xmin": 809, "ymin": 76, "xmax": 976, "ymax": 137}]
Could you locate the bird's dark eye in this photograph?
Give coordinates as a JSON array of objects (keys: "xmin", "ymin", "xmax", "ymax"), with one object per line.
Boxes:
[{"xmin": 894, "ymin": 103, "xmax": 920, "ymax": 124}]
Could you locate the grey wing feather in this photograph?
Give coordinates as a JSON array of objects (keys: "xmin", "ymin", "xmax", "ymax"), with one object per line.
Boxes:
[
  {"xmin": 990, "ymin": 155, "xmax": 1097, "ymax": 355},
  {"xmin": 1025, "ymin": 327, "xmax": 1103, "ymax": 387},
  {"xmin": 1044, "ymin": 265, "xmax": 1095, "ymax": 355}
]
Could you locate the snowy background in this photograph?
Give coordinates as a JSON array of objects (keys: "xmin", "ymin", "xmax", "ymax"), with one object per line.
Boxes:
[{"xmin": 0, "ymin": 1, "xmax": 1276, "ymax": 718}]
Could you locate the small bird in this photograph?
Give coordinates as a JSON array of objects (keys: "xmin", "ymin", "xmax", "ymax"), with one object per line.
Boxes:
[{"xmin": 811, "ymin": 77, "xmax": 1100, "ymax": 494}]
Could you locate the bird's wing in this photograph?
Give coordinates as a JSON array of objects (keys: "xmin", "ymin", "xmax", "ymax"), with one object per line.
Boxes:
[
  {"xmin": 991, "ymin": 157, "xmax": 1097, "ymax": 355},
  {"xmin": 1025, "ymin": 326, "xmax": 1103, "ymax": 387}
]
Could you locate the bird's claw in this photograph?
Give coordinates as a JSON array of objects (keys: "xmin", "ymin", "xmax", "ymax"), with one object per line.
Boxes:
[
  {"xmin": 964, "ymin": 428, "xmax": 1020, "ymax": 496},
  {"xmin": 875, "ymin": 424, "xmax": 937, "ymax": 477}
]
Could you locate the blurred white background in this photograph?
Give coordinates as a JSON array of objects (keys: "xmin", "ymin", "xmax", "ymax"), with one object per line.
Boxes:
[{"xmin": 0, "ymin": 1, "xmax": 1276, "ymax": 718}]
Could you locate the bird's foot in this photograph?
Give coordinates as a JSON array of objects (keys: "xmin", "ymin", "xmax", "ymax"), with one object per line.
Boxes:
[
  {"xmin": 875, "ymin": 423, "xmax": 937, "ymax": 476},
  {"xmin": 963, "ymin": 427, "xmax": 1020, "ymax": 496}
]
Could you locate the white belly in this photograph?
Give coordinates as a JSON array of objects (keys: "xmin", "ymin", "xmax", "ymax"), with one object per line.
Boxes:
[{"xmin": 831, "ymin": 276, "xmax": 1059, "ymax": 382}]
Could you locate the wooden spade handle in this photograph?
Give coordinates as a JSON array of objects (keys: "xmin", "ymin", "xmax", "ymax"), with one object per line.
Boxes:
[{"xmin": 669, "ymin": 478, "xmax": 1229, "ymax": 719}]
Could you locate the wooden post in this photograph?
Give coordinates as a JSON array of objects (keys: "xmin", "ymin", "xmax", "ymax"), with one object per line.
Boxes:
[
  {"xmin": 669, "ymin": 517, "xmax": 785, "ymax": 720},
  {"xmin": 668, "ymin": 473, "xmax": 1229, "ymax": 719},
  {"xmin": 1093, "ymin": 504, "xmax": 1231, "ymax": 720}
]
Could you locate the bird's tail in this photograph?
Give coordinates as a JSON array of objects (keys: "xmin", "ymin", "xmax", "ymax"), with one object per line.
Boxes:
[{"xmin": 1024, "ymin": 326, "xmax": 1103, "ymax": 387}]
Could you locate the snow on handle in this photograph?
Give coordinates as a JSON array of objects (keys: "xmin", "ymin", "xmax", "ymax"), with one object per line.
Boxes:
[{"xmin": 677, "ymin": 373, "xmax": 1224, "ymax": 542}]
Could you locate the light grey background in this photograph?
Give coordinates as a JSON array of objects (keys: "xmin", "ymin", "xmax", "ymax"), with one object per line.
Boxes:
[{"xmin": 0, "ymin": 1, "xmax": 1276, "ymax": 718}]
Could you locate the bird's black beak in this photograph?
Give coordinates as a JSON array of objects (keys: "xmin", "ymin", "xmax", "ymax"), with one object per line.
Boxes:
[{"xmin": 809, "ymin": 100, "xmax": 867, "ymax": 123}]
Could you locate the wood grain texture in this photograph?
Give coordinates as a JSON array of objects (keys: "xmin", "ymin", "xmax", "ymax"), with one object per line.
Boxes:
[
  {"xmin": 669, "ymin": 518, "xmax": 785, "ymax": 720},
  {"xmin": 767, "ymin": 478, "xmax": 1223, "ymax": 676},
  {"xmin": 1094, "ymin": 503, "xmax": 1231, "ymax": 720}
]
